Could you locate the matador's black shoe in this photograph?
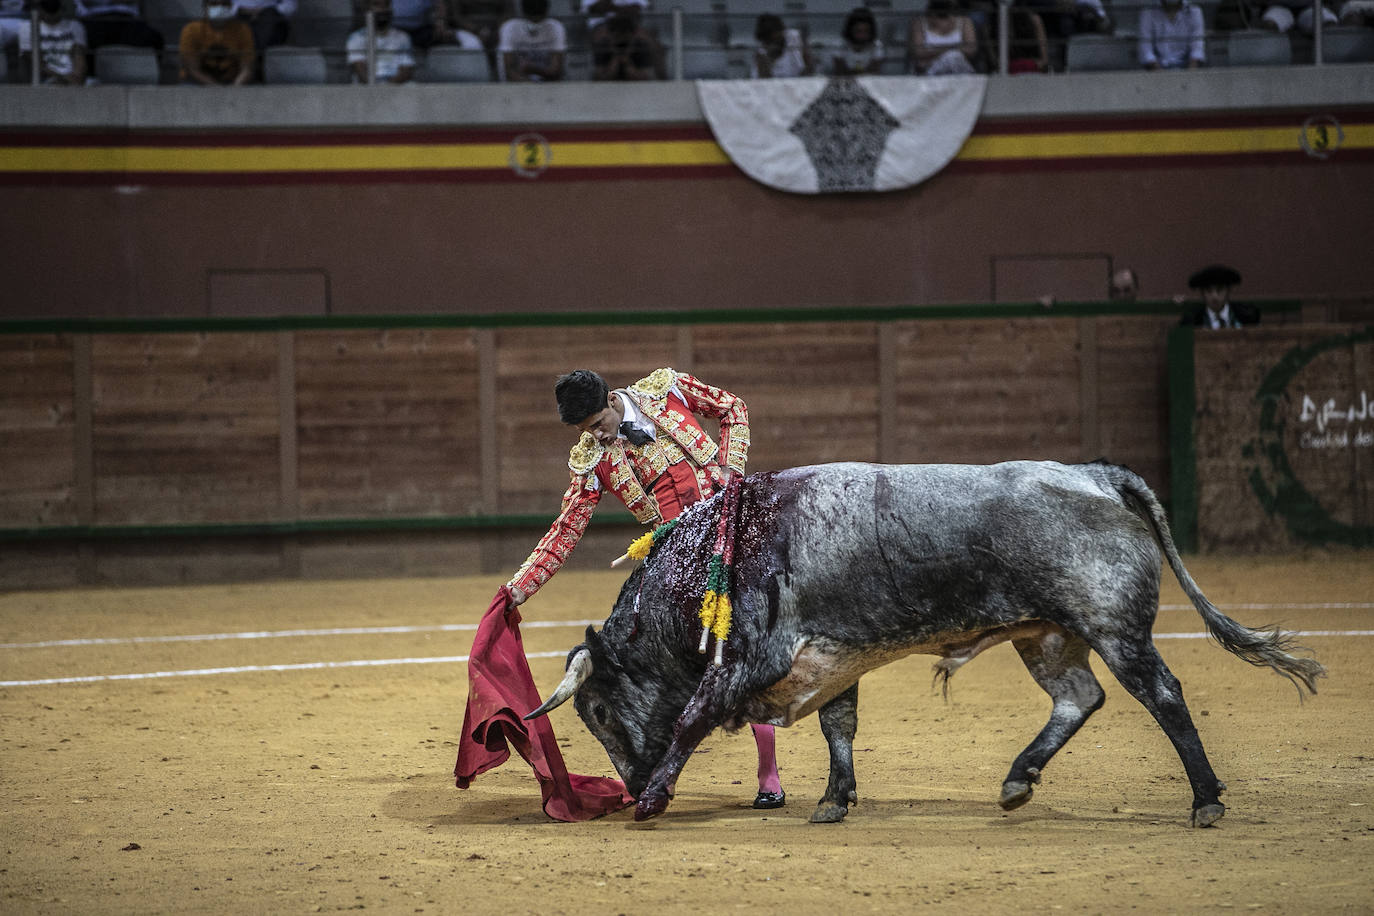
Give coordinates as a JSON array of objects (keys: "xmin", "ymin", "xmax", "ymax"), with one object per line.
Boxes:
[{"xmin": 752, "ymin": 790, "xmax": 786, "ymax": 810}]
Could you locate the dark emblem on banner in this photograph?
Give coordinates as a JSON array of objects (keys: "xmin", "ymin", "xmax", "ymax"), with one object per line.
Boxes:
[
  {"xmin": 510, "ymin": 133, "xmax": 552, "ymax": 178},
  {"xmin": 1299, "ymin": 115, "xmax": 1343, "ymax": 160},
  {"xmin": 788, "ymin": 78, "xmax": 899, "ymax": 192}
]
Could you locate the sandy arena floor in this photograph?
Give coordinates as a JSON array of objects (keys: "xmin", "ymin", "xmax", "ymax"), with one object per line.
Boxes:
[{"xmin": 2, "ymin": 553, "xmax": 1373, "ymax": 915}]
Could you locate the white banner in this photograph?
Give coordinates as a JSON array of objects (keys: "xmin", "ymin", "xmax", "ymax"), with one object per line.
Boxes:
[{"xmin": 697, "ymin": 75, "xmax": 988, "ymax": 194}]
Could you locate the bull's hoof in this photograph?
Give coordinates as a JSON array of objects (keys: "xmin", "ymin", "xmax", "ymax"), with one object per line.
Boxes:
[
  {"xmin": 634, "ymin": 788, "xmax": 671, "ymax": 821},
  {"xmin": 1191, "ymin": 803, "xmax": 1225, "ymax": 828},
  {"xmin": 999, "ymin": 780, "xmax": 1034, "ymax": 811},
  {"xmin": 809, "ymin": 803, "xmax": 849, "ymax": 824}
]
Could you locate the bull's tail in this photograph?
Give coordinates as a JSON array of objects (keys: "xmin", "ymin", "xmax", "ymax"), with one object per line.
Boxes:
[{"xmin": 1100, "ymin": 463, "xmax": 1326, "ymax": 697}]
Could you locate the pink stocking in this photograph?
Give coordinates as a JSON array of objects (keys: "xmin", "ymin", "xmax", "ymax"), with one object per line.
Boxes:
[{"xmin": 751, "ymin": 724, "xmax": 781, "ymax": 794}]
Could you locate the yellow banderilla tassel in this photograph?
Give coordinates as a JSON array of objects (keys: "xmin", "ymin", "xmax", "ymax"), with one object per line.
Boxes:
[
  {"xmin": 626, "ymin": 530, "xmax": 656, "ymax": 561},
  {"xmin": 711, "ymin": 593, "xmax": 732, "ymax": 643}
]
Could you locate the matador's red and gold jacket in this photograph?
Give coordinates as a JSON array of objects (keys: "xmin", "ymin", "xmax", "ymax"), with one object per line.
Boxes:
[{"xmin": 507, "ymin": 368, "xmax": 749, "ymax": 600}]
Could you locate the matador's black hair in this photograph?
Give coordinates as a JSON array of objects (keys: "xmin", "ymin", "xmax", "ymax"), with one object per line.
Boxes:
[{"xmin": 555, "ymin": 370, "xmax": 610, "ymax": 425}]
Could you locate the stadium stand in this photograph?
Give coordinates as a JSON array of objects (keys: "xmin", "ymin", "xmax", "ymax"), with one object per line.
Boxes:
[
  {"xmin": 264, "ymin": 44, "xmax": 330, "ymax": 82},
  {"xmin": 420, "ymin": 45, "xmax": 490, "ymax": 79},
  {"xmin": 1226, "ymin": 28, "xmax": 1292, "ymax": 66}
]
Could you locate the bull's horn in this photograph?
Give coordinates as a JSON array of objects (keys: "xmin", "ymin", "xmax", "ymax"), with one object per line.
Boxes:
[{"xmin": 523, "ymin": 648, "xmax": 593, "ymax": 720}]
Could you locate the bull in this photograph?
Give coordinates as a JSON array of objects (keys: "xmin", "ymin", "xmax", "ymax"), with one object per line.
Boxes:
[{"xmin": 525, "ymin": 461, "xmax": 1325, "ymax": 827}]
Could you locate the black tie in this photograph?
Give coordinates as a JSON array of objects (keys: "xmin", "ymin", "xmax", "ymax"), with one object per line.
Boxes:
[{"xmin": 619, "ymin": 421, "xmax": 652, "ymax": 447}]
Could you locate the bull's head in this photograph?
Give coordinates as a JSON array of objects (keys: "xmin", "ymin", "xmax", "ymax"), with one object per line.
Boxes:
[{"xmin": 525, "ymin": 624, "xmax": 692, "ymax": 798}]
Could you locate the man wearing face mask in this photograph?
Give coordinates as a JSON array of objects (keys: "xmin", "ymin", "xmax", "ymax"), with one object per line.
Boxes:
[
  {"xmin": 346, "ymin": 0, "xmax": 415, "ymax": 83},
  {"xmin": 179, "ymin": 0, "xmax": 255, "ymax": 84},
  {"xmin": 502, "ymin": 368, "xmax": 787, "ymax": 810},
  {"xmin": 19, "ymin": 0, "xmax": 90, "ymax": 85}
]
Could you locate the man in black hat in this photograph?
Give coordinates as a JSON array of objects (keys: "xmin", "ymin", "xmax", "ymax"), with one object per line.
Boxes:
[{"xmin": 1180, "ymin": 264, "xmax": 1259, "ymax": 329}]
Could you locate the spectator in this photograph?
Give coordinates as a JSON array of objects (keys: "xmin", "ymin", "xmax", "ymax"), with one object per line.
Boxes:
[
  {"xmin": 361, "ymin": 0, "xmax": 482, "ymax": 50},
  {"xmin": 19, "ymin": 0, "xmax": 90, "ymax": 84},
  {"xmin": 751, "ymin": 12, "xmax": 814, "ymax": 77},
  {"xmin": 991, "ymin": 0, "xmax": 1049, "ymax": 73},
  {"xmin": 1180, "ymin": 264, "xmax": 1259, "ymax": 328},
  {"xmin": 78, "ymin": 0, "xmax": 164, "ymax": 57},
  {"xmin": 908, "ymin": 0, "xmax": 978, "ymax": 74},
  {"xmin": 1109, "ymin": 267, "xmax": 1140, "ymax": 302},
  {"xmin": 830, "ymin": 6, "xmax": 884, "ymax": 75},
  {"xmin": 582, "ymin": 0, "xmax": 662, "ymax": 78},
  {"xmin": 592, "ymin": 10, "xmax": 655, "ymax": 79},
  {"xmin": 231, "ymin": 0, "xmax": 292, "ymax": 52},
  {"xmin": 348, "ymin": 0, "xmax": 415, "ymax": 82},
  {"xmin": 179, "ymin": 0, "xmax": 254, "ymax": 84},
  {"xmin": 1258, "ymin": 0, "xmax": 1338, "ymax": 33},
  {"xmin": 497, "ymin": 0, "xmax": 564, "ymax": 81},
  {"xmin": 1138, "ymin": 0, "xmax": 1204, "ymax": 70}
]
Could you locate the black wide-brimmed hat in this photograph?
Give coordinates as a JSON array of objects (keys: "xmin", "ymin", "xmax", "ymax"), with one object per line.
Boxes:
[{"xmin": 1188, "ymin": 264, "xmax": 1242, "ymax": 289}]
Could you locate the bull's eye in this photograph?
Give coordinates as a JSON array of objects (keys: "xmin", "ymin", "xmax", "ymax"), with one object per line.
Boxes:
[{"xmin": 593, "ymin": 703, "xmax": 608, "ymax": 726}]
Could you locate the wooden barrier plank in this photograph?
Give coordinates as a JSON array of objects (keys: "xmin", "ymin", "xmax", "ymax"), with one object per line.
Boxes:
[
  {"xmin": 891, "ymin": 319, "xmax": 1081, "ymax": 465},
  {"xmin": 91, "ymin": 333, "xmax": 280, "ymax": 525},
  {"xmin": 295, "ymin": 329, "xmax": 481, "ymax": 518},
  {"xmin": 0, "ymin": 334, "xmax": 77, "ymax": 527},
  {"xmin": 691, "ymin": 322, "xmax": 880, "ymax": 473}
]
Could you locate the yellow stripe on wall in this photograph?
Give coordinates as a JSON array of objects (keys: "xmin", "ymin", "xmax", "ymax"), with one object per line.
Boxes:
[
  {"xmin": 959, "ymin": 124, "xmax": 1374, "ymax": 160},
  {"xmin": 0, "ymin": 125, "xmax": 1368, "ymax": 174},
  {"xmin": 0, "ymin": 140, "xmax": 731, "ymax": 173}
]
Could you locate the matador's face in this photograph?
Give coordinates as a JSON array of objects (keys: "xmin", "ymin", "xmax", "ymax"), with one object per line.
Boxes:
[{"xmin": 575, "ymin": 392, "xmax": 624, "ymax": 446}]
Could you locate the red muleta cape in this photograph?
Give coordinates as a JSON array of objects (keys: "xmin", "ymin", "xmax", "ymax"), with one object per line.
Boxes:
[{"xmin": 454, "ymin": 586, "xmax": 634, "ymax": 821}]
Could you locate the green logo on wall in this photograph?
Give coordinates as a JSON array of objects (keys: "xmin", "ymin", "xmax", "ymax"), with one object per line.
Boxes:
[{"xmin": 1248, "ymin": 327, "xmax": 1374, "ymax": 547}]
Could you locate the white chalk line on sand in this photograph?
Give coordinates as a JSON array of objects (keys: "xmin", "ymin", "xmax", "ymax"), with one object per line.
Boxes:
[
  {"xmin": 4, "ymin": 603, "xmax": 1370, "ymax": 652},
  {"xmin": 0, "ymin": 619, "xmax": 607, "ymax": 651},
  {"xmin": 1, "ymin": 630, "xmax": 1369, "ymax": 689}
]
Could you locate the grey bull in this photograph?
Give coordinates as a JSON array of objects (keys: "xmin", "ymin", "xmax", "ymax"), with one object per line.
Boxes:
[{"xmin": 526, "ymin": 461, "xmax": 1325, "ymax": 826}]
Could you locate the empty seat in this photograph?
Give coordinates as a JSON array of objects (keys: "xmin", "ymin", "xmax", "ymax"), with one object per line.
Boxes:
[
  {"xmin": 1320, "ymin": 25, "xmax": 1374, "ymax": 63},
  {"xmin": 1064, "ymin": 33, "xmax": 1137, "ymax": 71},
  {"xmin": 669, "ymin": 45, "xmax": 747, "ymax": 78},
  {"xmin": 95, "ymin": 44, "xmax": 161, "ymax": 84},
  {"xmin": 264, "ymin": 46, "xmax": 329, "ymax": 84},
  {"xmin": 1226, "ymin": 29, "xmax": 1291, "ymax": 66},
  {"xmin": 421, "ymin": 47, "xmax": 490, "ymax": 82}
]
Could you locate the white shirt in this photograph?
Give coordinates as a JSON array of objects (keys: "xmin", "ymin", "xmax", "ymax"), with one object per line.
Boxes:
[
  {"xmin": 230, "ymin": 0, "xmax": 297, "ymax": 16},
  {"xmin": 615, "ymin": 389, "xmax": 658, "ymax": 443},
  {"xmin": 18, "ymin": 17, "xmax": 87, "ymax": 78},
  {"xmin": 1138, "ymin": 2, "xmax": 1205, "ymax": 68},
  {"xmin": 346, "ymin": 26, "xmax": 415, "ymax": 81},
  {"xmin": 497, "ymin": 16, "xmax": 566, "ymax": 80}
]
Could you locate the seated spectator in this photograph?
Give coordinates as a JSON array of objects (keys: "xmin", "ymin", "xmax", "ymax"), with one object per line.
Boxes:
[
  {"xmin": 1340, "ymin": 0, "xmax": 1374, "ymax": 23},
  {"xmin": 231, "ymin": 0, "xmax": 292, "ymax": 51},
  {"xmin": 19, "ymin": 0, "xmax": 90, "ymax": 84},
  {"xmin": 991, "ymin": 0, "xmax": 1048, "ymax": 73},
  {"xmin": 830, "ymin": 6, "xmax": 884, "ymax": 75},
  {"xmin": 592, "ymin": 11, "xmax": 656, "ymax": 79},
  {"xmin": 582, "ymin": 0, "xmax": 662, "ymax": 78},
  {"xmin": 180, "ymin": 0, "xmax": 254, "ymax": 84},
  {"xmin": 908, "ymin": 0, "xmax": 978, "ymax": 74},
  {"xmin": 1259, "ymin": 0, "xmax": 1338, "ymax": 33},
  {"xmin": 1180, "ymin": 264, "xmax": 1259, "ymax": 328},
  {"xmin": 1138, "ymin": 0, "xmax": 1204, "ymax": 70},
  {"xmin": 497, "ymin": 0, "xmax": 564, "ymax": 81},
  {"xmin": 358, "ymin": 0, "xmax": 482, "ymax": 51},
  {"xmin": 78, "ymin": 0, "xmax": 164, "ymax": 58},
  {"xmin": 751, "ymin": 12, "xmax": 814, "ymax": 77},
  {"xmin": 1109, "ymin": 267, "xmax": 1140, "ymax": 302},
  {"xmin": 348, "ymin": 0, "xmax": 415, "ymax": 82}
]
